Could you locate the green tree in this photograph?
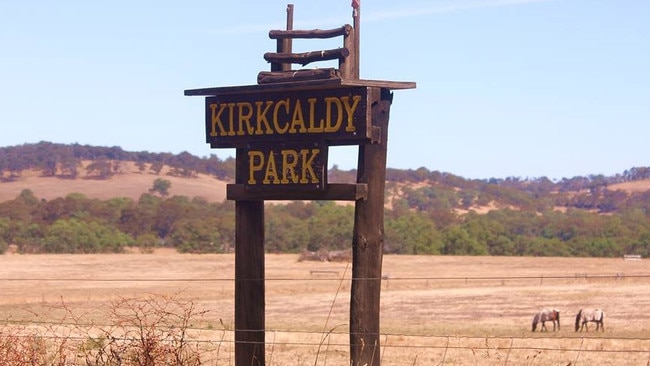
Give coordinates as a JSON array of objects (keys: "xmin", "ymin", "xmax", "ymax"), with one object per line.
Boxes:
[
  {"xmin": 170, "ymin": 218, "xmax": 223, "ymax": 253},
  {"xmin": 150, "ymin": 161, "xmax": 164, "ymax": 175},
  {"xmin": 0, "ymin": 218, "xmax": 10, "ymax": 253},
  {"xmin": 441, "ymin": 226, "xmax": 487, "ymax": 255},
  {"xmin": 305, "ymin": 202, "xmax": 354, "ymax": 251},
  {"xmin": 152, "ymin": 196, "xmax": 193, "ymax": 239},
  {"xmin": 266, "ymin": 211, "xmax": 310, "ymax": 253},
  {"xmin": 385, "ymin": 212, "xmax": 442, "ymax": 254},
  {"xmin": 85, "ymin": 159, "xmax": 113, "ymax": 179},
  {"xmin": 150, "ymin": 178, "xmax": 172, "ymax": 197},
  {"xmin": 118, "ymin": 194, "xmax": 162, "ymax": 237},
  {"xmin": 0, "ymin": 189, "xmax": 40, "ymax": 221},
  {"xmin": 43, "ymin": 218, "xmax": 132, "ymax": 253},
  {"xmin": 135, "ymin": 232, "xmax": 159, "ymax": 252}
]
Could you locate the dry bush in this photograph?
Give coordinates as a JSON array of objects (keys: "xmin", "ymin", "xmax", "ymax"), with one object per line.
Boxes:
[
  {"xmin": 0, "ymin": 325, "xmax": 49, "ymax": 366},
  {"xmin": 0, "ymin": 294, "xmax": 214, "ymax": 366},
  {"xmin": 0, "ymin": 321, "xmax": 78, "ymax": 366},
  {"xmin": 81, "ymin": 294, "xmax": 210, "ymax": 366}
]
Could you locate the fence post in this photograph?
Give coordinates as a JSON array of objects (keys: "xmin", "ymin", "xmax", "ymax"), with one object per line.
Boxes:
[
  {"xmin": 350, "ymin": 88, "xmax": 392, "ymax": 366},
  {"xmin": 235, "ymin": 148, "xmax": 265, "ymax": 366}
]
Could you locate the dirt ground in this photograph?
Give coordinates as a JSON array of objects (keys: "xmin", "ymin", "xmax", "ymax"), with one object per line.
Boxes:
[{"xmin": 1, "ymin": 251, "xmax": 649, "ymax": 365}]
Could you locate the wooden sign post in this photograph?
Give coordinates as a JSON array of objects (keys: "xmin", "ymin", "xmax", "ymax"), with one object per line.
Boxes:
[{"xmin": 185, "ymin": 4, "xmax": 414, "ymax": 365}]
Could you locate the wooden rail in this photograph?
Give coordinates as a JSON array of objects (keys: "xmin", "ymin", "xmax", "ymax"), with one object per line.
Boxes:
[
  {"xmin": 227, "ymin": 183, "xmax": 367, "ymax": 201},
  {"xmin": 261, "ymin": 17, "xmax": 356, "ymax": 83},
  {"xmin": 269, "ymin": 25, "xmax": 351, "ymax": 39},
  {"xmin": 257, "ymin": 68, "xmax": 340, "ymax": 84},
  {"xmin": 263, "ymin": 47, "xmax": 349, "ymax": 66}
]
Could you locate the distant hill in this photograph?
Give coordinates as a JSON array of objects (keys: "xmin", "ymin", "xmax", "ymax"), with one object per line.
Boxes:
[
  {"xmin": 0, "ymin": 161, "xmax": 228, "ymax": 203},
  {"xmin": 3, "ymin": 142, "xmax": 650, "ymax": 257},
  {"xmin": 2, "ymin": 141, "xmax": 650, "ymax": 215}
]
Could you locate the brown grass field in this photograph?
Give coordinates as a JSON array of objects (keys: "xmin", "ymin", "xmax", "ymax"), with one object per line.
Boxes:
[
  {"xmin": 1, "ymin": 251, "xmax": 650, "ymax": 365},
  {"xmin": 0, "ymin": 163, "xmax": 229, "ymax": 203}
]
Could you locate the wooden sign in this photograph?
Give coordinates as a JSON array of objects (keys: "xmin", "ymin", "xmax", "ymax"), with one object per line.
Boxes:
[
  {"xmin": 205, "ymin": 87, "xmax": 370, "ymax": 148},
  {"xmin": 243, "ymin": 141, "xmax": 327, "ymax": 191}
]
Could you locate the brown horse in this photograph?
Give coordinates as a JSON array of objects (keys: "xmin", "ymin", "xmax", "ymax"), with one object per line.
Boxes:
[
  {"xmin": 532, "ymin": 308, "xmax": 560, "ymax": 332},
  {"xmin": 575, "ymin": 309, "xmax": 604, "ymax": 332}
]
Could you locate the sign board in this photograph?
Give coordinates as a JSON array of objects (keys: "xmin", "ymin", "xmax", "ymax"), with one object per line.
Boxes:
[
  {"xmin": 244, "ymin": 141, "xmax": 328, "ymax": 191},
  {"xmin": 205, "ymin": 87, "xmax": 370, "ymax": 148}
]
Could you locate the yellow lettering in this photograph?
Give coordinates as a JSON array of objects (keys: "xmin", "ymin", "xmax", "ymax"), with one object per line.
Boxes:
[
  {"xmin": 236, "ymin": 103, "xmax": 254, "ymax": 136},
  {"xmin": 273, "ymin": 99, "xmax": 290, "ymax": 134},
  {"xmin": 289, "ymin": 100, "xmax": 307, "ymax": 134},
  {"xmin": 247, "ymin": 151, "xmax": 265, "ymax": 185},
  {"xmin": 324, "ymin": 97, "xmax": 343, "ymax": 132},
  {"xmin": 306, "ymin": 98, "xmax": 323, "ymax": 133},
  {"xmin": 263, "ymin": 151, "xmax": 280, "ymax": 184},
  {"xmin": 209, "ymin": 103, "xmax": 228, "ymax": 137},
  {"xmin": 300, "ymin": 149, "xmax": 320, "ymax": 184},
  {"xmin": 280, "ymin": 149, "xmax": 299, "ymax": 184},
  {"xmin": 255, "ymin": 101, "xmax": 274, "ymax": 135},
  {"xmin": 246, "ymin": 147, "xmax": 322, "ymax": 187},
  {"xmin": 226, "ymin": 103, "xmax": 236, "ymax": 136},
  {"xmin": 210, "ymin": 93, "xmax": 365, "ymax": 144},
  {"xmin": 341, "ymin": 95, "xmax": 361, "ymax": 132}
]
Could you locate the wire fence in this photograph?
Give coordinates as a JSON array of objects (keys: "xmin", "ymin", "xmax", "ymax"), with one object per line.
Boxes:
[
  {"xmin": 2, "ymin": 273, "xmax": 648, "ymax": 282},
  {"xmin": 2, "ymin": 273, "xmax": 650, "ymax": 365},
  {"xmin": 3, "ymin": 325, "xmax": 650, "ymax": 365}
]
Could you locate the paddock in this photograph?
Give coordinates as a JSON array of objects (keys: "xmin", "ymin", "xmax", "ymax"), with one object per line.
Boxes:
[{"xmin": 1, "ymin": 253, "xmax": 649, "ymax": 365}]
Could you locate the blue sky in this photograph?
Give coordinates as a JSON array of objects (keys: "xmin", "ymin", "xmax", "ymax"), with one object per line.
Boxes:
[{"xmin": 1, "ymin": 0, "xmax": 648, "ymax": 180}]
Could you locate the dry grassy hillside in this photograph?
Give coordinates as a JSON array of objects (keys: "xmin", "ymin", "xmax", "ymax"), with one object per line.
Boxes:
[
  {"xmin": 608, "ymin": 179, "xmax": 650, "ymax": 193},
  {"xmin": 3, "ymin": 161, "xmax": 650, "ymax": 207},
  {"xmin": 0, "ymin": 161, "xmax": 229, "ymax": 202}
]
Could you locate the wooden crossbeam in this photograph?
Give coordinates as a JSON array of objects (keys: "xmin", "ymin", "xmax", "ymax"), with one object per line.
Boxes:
[
  {"xmin": 264, "ymin": 47, "xmax": 349, "ymax": 66},
  {"xmin": 269, "ymin": 25, "xmax": 352, "ymax": 39}
]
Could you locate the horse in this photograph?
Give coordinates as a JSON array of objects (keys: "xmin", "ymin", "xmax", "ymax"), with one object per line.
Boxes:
[
  {"xmin": 575, "ymin": 309, "xmax": 604, "ymax": 332},
  {"xmin": 532, "ymin": 308, "xmax": 560, "ymax": 332}
]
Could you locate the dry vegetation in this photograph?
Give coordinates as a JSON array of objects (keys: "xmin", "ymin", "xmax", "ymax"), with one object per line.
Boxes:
[
  {"xmin": 0, "ymin": 162, "xmax": 228, "ymax": 203},
  {"xmin": 1, "ymin": 252, "xmax": 649, "ymax": 365},
  {"xmin": 609, "ymin": 180, "xmax": 650, "ymax": 193},
  {"xmin": 5, "ymin": 162, "xmax": 650, "ymax": 206}
]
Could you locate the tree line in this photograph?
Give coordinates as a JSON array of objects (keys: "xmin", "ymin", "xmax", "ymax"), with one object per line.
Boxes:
[
  {"xmin": 1, "ymin": 186, "xmax": 649, "ymax": 257},
  {"xmin": 1, "ymin": 141, "xmax": 650, "ymax": 257},
  {"xmin": 4, "ymin": 141, "xmax": 650, "ymax": 191},
  {"xmin": 0, "ymin": 141, "xmax": 236, "ymax": 181}
]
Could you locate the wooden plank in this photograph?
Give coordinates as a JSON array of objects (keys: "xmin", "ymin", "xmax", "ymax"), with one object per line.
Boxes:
[
  {"xmin": 226, "ymin": 183, "xmax": 367, "ymax": 201},
  {"xmin": 234, "ymin": 148, "xmax": 265, "ymax": 366},
  {"xmin": 184, "ymin": 78, "xmax": 416, "ymax": 96},
  {"xmin": 350, "ymin": 87, "xmax": 391, "ymax": 366},
  {"xmin": 257, "ymin": 68, "xmax": 341, "ymax": 84},
  {"xmin": 204, "ymin": 86, "xmax": 372, "ymax": 148}
]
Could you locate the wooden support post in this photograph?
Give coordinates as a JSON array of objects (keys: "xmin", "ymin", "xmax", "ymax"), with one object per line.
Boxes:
[
  {"xmin": 235, "ymin": 149, "xmax": 265, "ymax": 366},
  {"xmin": 272, "ymin": 4, "xmax": 293, "ymax": 72},
  {"xmin": 341, "ymin": 26, "xmax": 355, "ymax": 79},
  {"xmin": 352, "ymin": 1, "xmax": 360, "ymax": 79},
  {"xmin": 350, "ymin": 87, "xmax": 392, "ymax": 366},
  {"xmin": 282, "ymin": 4, "xmax": 293, "ymax": 71}
]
